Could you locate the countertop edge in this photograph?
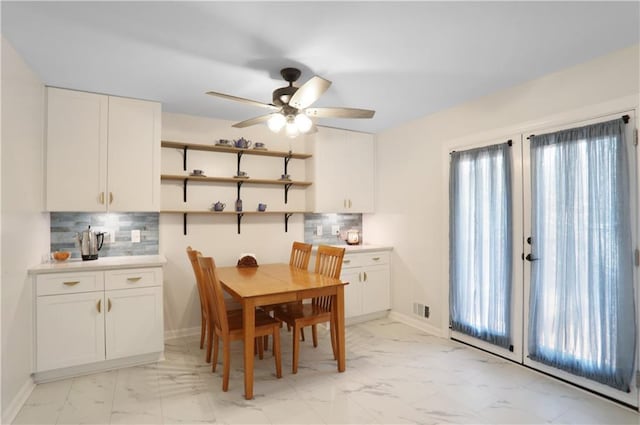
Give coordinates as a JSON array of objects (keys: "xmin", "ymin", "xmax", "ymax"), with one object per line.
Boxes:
[
  {"xmin": 29, "ymin": 255, "xmax": 167, "ymax": 275},
  {"xmin": 312, "ymin": 244, "xmax": 393, "ymax": 253}
]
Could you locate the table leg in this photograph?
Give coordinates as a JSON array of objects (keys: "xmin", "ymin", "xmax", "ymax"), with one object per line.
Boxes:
[
  {"xmin": 243, "ymin": 299, "xmax": 255, "ymax": 399},
  {"xmin": 334, "ymin": 287, "xmax": 346, "ymax": 372}
]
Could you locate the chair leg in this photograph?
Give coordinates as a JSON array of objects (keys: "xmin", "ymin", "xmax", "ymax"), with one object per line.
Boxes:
[
  {"xmin": 300, "ymin": 327, "xmax": 305, "ymax": 341},
  {"xmin": 273, "ymin": 327, "xmax": 282, "ymax": 378},
  {"xmin": 263, "ymin": 335, "xmax": 269, "ymax": 351},
  {"xmin": 330, "ymin": 322, "xmax": 337, "ymax": 360},
  {"xmin": 257, "ymin": 336, "xmax": 264, "ymax": 360},
  {"xmin": 206, "ymin": 321, "xmax": 214, "ymax": 363},
  {"xmin": 312, "ymin": 324, "xmax": 318, "ymax": 348},
  {"xmin": 292, "ymin": 323, "xmax": 300, "ymax": 374},
  {"xmin": 212, "ymin": 334, "xmax": 219, "ymax": 372},
  {"xmin": 200, "ymin": 313, "xmax": 206, "ymax": 349},
  {"xmin": 222, "ymin": 338, "xmax": 231, "ymax": 392}
]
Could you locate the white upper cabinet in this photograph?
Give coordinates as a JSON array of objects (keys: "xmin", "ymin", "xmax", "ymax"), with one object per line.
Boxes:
[
  {"xmin": 46, "ymin": 87, "xmax": 161, "ymax": 212},
  {"xmin": 307, "ymin": 127, "xmax": 375, "ymax": 213}
]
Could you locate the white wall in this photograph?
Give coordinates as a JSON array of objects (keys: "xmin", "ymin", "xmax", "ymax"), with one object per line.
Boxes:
[
  {"xmin": 366, "ymin": 44, "xmax": 640, "ymax": 335},
  {"xmin": 1, "ymin": 37, "xmax": 49, "ymax": 422},
  {"xmin": 160, "ymin": 112, "xmax": 312, "ymax": 336}
]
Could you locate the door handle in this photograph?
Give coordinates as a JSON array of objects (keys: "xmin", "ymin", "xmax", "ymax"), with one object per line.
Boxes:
[
  {"xmin": 63, "ymin": 281, "xmax": 80, "ymax": 286},
  {"xmin": 109, "ymin": 192, "xmax": 114, "ymax": 204},
  {"xmin": 363, "ymin": 272, "xmax": 368, "ymax": 281},
  {"xmin": 527, "ymin": 236, "xmax": 533, "ymax": 245},
  {"xmin": 525, "ymin": 253, "xmax": 538, "ymax": 262},
  {"xmin": 99, "ymin": 192, "xmax": 105, "ymax": 204},
  {"xmin": 96, "ymin": 299, "xmax": 102, "ymax": 313},
  {"xmin": 127, "ymin": 277, "xmax": 142, "ymax": 282},
  {"xmin": 108, "ymin": 298, "xmax": 112, "ymax": 312}
]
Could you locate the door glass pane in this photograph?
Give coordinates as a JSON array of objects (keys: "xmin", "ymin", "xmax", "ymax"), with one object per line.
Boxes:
[
  {"xmin": 528, "ymin": 118, "xmax": 636, "ymax": 392},
  {"xmin": 450, "ymin": 143, "xmax": 513, "ymax": 349}
]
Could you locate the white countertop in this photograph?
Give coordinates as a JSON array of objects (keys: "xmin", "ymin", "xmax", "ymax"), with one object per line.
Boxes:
[
  {"xmin": 29, "ymin": 255, "xmax": 167, "ymax": 275},
  {"xmin": 312, "ymin": 244, "xmax": 393, "ymax": 253}
]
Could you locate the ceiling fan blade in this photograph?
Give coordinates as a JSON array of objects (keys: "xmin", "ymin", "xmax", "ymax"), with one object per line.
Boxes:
[
  {"xmin": 305, "ymin": 107, "xmax": 375, "ymax": 119},
  {"xmin": 231, "ymin": 114, "xmax": 272, "ymax": 128},
  {"xmin": 206, "ymin": 91, "xmax": 279, "ymax": 111},
  {"xmin": 289, "ymin": 76, "xmax": 331, "ymax": 109}
]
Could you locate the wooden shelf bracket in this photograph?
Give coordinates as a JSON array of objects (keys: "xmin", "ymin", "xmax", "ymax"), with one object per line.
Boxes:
[{"xmin": 284, "ymin": 213, "xmax": 293, "ymax": 232}]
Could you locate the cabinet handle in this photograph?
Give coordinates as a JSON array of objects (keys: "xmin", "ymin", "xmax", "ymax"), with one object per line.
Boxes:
[
  {"xmin": 343, "ymin": 259, "xmax": 351, "ymax": 264},
  {"xmin": 372, "ymin": 257, "xmax": 380, "ymax": 261},
  {"xmin": 343, "ymin": 199, "xmax": 347, "ymax": 208},
  {"xmin": 358, "ymin": 272, "xmax": 362, "ymax": 282},
  {"xmin": 127, "ymin": 277, "xmax": 142, "ymax": 282},
  {"xmin": 109, "ymin": 192, "xmax": 114, "ymax": 204},
  {"xmin": 99, "ymin": 192, "xmax": 105, "ymax": 204},
  {"xmin": 364, "ymin": 272, "xmax": 368, "ymax": 281},
  {"xmin": 348, "ymin": 199, "xmax": 352, "ymax": 208},
  {"xmin": 97, "ymin": 299, "xmax": 101, "ymax": 313},
  {"xmin": 108, "ymin": 298, "xmax": 112, "ymax": 312},
  {"xmin": 63, "ymin": 281, "xmax": 80, "ymax": 286}
]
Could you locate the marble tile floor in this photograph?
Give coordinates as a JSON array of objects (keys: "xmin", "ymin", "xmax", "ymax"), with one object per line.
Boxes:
[{"xmin": 13, "ymin": 318, "xmax": 640, "ymax": 424}]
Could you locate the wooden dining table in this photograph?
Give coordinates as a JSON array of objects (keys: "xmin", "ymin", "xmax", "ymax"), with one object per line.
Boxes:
[{"xmin": 216, "ymin": 263, "xmax": 347, "ymax": 399}]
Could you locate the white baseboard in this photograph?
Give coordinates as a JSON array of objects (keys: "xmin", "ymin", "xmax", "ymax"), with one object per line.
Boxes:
[
  {"xmin": 164, "ymin": 326, "xmax": 200, "ymax": 341},
  {"xmin": 33, "ymin": 352, "xmax": 162, "ymax": 383},
  {"xmin": 2, "ymin": 377, "xmax": 35, "ymax": 425},
  {"xmin": 388, "ymin": 311, "xmax": 445, "ymax": 338}
]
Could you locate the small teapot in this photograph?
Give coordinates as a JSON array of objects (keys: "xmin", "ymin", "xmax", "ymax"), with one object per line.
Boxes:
[
  {"xmin": 233, "ymin": 137, "xmax": 252, "ymax": 149},
  {"xmin": 213, "ymin": 201, "xmax": 226, "ymax": 212}
]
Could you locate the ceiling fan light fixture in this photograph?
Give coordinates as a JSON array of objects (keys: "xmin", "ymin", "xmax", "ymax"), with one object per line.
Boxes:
[
  {"xmin": 294, "ymin": 113, "xmax": 313, "ymax": 133},
  {"xmin": 267, "ymin": 113, "xmax": 286, "ymax": 132},
  {"xmin": 285, "ymin": 116, "xmax": 300, "ymax": 138}
]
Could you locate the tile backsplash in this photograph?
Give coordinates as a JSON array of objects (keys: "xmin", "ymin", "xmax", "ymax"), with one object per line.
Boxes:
[
  {"xmin": 50, "ymin": 212, "xmax": 159, "ymax": 259},
  {"xmin": 304, "ymin": 213, "xmax": 363, "ymax": 245}
]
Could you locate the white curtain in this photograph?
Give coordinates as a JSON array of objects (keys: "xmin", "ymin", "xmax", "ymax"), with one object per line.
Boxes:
[
  {"xmin": 450, "ymin": 143, "xmax": 513, "ymax": 349},
  {"xmin": 528, "ymin": 118, "xmax": 636, "ymax": 392}
]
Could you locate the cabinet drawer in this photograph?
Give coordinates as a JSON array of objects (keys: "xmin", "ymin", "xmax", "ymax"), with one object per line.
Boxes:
[
  {"xmin": 37, "ymin": 272, "xmax": 104, "ymax": 296},
  {"xmin": 342, "ymin": 251, "xmax": 390, "ymax": 269},
  {"xmin": 105, "ymin": 267, "xmax": 162, "ymax": 290}
]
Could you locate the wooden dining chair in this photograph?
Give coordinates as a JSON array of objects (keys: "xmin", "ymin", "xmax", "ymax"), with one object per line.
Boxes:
[
  {"xmin": 186, "ymin": 246, "xmax": 210, "ymax": 352},
  {"xmin": 188, "ymin": 247, "xmax": 261, "ymax": 363},
  {"xmin": 274, "ymin": 244, "xmax": 345, "ymax": 373},
  {"xmin": 198, "ymin": 255, "xmax": 282, "ymax": 391},
  {"xmin": 261, "ymin": 241, "xmax": 313, "ymax": 348}
]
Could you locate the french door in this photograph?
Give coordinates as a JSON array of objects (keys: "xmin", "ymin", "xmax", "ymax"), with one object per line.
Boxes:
[
  {"xmin": 450, "ymin": 111, "xmax": 638, "ymax": 407},
  {"xmin": 523, "ymin": 112, "xmax": 638, "ymax": 406},
  {"xmin": 449, "ymin": 136, "xmax": 524, "ymax": 363}
]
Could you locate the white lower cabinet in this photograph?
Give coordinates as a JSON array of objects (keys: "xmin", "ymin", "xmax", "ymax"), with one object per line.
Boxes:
[
  {"xmin": 105, "ymin": 286, "xmax": 163, "ymax": 360},
  {"xmin": 34, "ymin": 266, "xmax": 163, "ymax": 376},
  {"xmin": 341, "ymin": 250, "xmax": 391, "ymax": 319},
  {"xmin": 36, "ymin": 291, "xmax": 106, "ymax": 371}
]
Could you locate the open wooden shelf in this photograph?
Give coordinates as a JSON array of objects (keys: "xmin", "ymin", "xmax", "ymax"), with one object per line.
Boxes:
[
  {"xmin": 161, "ymin": 210, "xmax": 310, "ymax": 234},
  {"xmin": 161, "ymin": 174, "xmax": 312, "ymax": 187},
  {"xmin": 162, "ymin": 140, "xmax": 312, "ymax": 159}
]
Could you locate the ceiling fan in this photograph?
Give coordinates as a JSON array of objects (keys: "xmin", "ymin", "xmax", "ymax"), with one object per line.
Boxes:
[{"xmin": 206, "ymin": 67, "xmax": 375, "ymax": 138}]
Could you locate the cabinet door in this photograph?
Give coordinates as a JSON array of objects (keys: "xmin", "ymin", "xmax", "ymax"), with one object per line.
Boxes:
[
  {"xmin": 341, "ymin": 268, "xmax": 363, "ymax": 318},
  {"xmin": 344, "ymin": 131, "xmax": 375, "ymax": 213},
  {"xmin": 37, "ymin": 292, "xmax": 105, "ymax": 371},
  {"xmin": 312, "ymin": 128, "xmax": 349, "ymax": 212},
  {"xmin": 105, "ymin": 286, "xmax": 163, "ymax": 360},
  {"xmin": 107, "ymin": 96, "xmax": 161, "ymax": 211},
  {"xmin": 311, "ymin": 128, "xmax": 375, "ymax": 213},
  {"xmin": 361, "ymin": 265, "xmax": 390, "ymax": 314},
  {"xmin": 46, "ymin": 88, "xmax": 108, "ymax": 211}
]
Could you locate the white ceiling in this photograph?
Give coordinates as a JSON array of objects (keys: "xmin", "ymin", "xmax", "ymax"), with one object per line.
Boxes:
[{"xmin": 2, "ymin": 1, "xmax": 638, "ymax": 133}]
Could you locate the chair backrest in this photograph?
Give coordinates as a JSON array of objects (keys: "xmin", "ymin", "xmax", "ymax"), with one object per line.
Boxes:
[
  {"xmin": 186, "ymin": 246, "xmax": 207, "ymax": 316},
  {"xmin": 313, "ymin": 245, "xmax": 346, "ymax": 309},
  {"xmin": 314, "ymin": 245, "xmax": 345, "ymax": 279},
  {"xmin": 198, "ymin": 255, "xmax": 229, "ymax": 335},
  {"xmin": 290, "ymin": 241, "xmax": 312, "ymax": 270}
]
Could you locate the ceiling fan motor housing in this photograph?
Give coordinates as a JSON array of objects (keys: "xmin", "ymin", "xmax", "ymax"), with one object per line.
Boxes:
[{"xmin": 272, "ymin": 86, "xmax": 298, "ymax": 106}]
